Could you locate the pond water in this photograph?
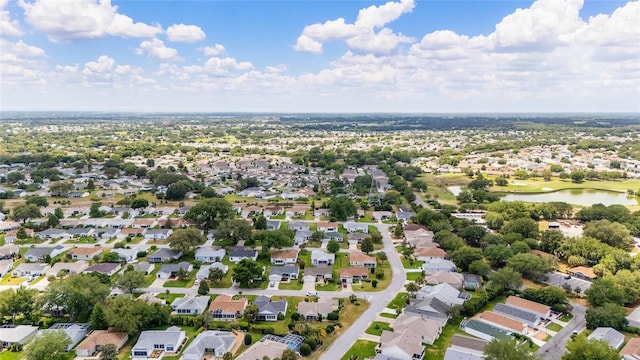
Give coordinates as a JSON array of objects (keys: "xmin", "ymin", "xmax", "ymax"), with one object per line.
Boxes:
[
  {"xmin": 500, "ymin": 189, "xmax": 638, "ymax": 207},
  {"xmin": 447, "ymin": 186, "xmax": 638, "ymax": 207}
]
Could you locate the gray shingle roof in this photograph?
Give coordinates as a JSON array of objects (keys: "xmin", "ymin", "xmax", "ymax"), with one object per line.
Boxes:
[{"xmin": 493, "ymin": 303, "xmax": 540, "ymax": 323}]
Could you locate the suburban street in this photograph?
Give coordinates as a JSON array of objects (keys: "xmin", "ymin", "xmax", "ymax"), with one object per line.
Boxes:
[{"xmin": 536, "ymin": 303, "xmax": 586, "ymax": 360}]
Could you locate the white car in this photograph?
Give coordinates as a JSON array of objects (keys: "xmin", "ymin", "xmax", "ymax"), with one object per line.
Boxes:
[
  {"xmin": 306, "ymin": 291, "xmax": 317, "ymax": 297},
  {"xmin": 194, "ymin": 279, "xmax": 201, "ymax": 285}
]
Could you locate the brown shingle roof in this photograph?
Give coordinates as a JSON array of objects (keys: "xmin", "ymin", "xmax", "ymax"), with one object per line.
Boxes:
[
  {"xmin": 505, "ymin": 296, "xmax": 550, "ymax": 316},
  {"xmin": 340, "ymin": 267, "xmax": 369, "ymax": 278},
  {"xmin": 70, "ymin": 247, "xmax": 103, "ymax": 256},
  {"xmin": 621, "ymin": 337, "xmax": 640, "ymax": 357},
  {"xmin": 209, "ymin": 294, "xmax": 248, "ymax": 314},
  {"xmin": 349, "ymin": 251, "xmax": 376, "ymax": 263},
  {"xmin": 75, "ymin": 329, "xmax": 128, "ymax": 354},
  {"xmin": 474, "ymin": 311, "xmax": 526, "ymax": 332}
]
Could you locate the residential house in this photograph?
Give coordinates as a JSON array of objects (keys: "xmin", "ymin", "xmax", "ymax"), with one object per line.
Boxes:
[
  {"xmin": 415, "ymin": 283, "xmax": 469, "ymax": 307},
  {"xmin": 343, "ymin": 222, "xmax": 369, "ymax": 233},
  {"xmin": 404, "ymin": 297, "xmax": 453, "ymax": 325},
  {"xmin": 83, "ymin": 262, "xmax": 121, "ymax": 276},
  {"xmin": 44, "ymin": 261, "xmax": 89, "ymax": 277},
  {"xmin": 96, "ymin": 228, "xmax": 119, "ymax": 240},
  {"xmin": 254, "ymin": 296, "xmax": 288, "ymax": 321},
  {"xmin": 621, "ymin": 337, "xmax": 640, "ymax": 360},
  {"xmin": 0, "ymin": 259, "xmax": 13, "ymax": 277},
  {"xmin": 425, "ymin": 271, "xmax": 464, "ymax": 288},
  {"xmin": 297, "ymin": 297, "xmax": 339, "ymax": 321},
  {"xmin": 196, "ymin": 263, "xmax": 229, "ymax": 280},
  {"xmin": 269, "ymin": 266, "xmax": 299, "ymax": 282},
  {"xmin": 132, "ymin": 219, "xmax": 156, "ymax": 229},
  {"xmin": 235, "ymin": 338, "xmax": 289, "ymax": 360},
  {"xmin": 171, "ymin": 295, "xmax": 210, "ymax": 315},
  {"xmin": 138, "ymin": 293, "xmax": 167, "ymax": 305},
  {"xmin": 388, "ymin": 313, "xmax": 443, "ymax": 345},
  {"xmin": 148, "ymin": 248, "xmax": 182, "ymax": 263},
  {"xmin": 270, "ymin": 249, "xmax": 299, "ymax": 265},
  {"xmin": 69, "ymin": 246, "xmax": 104, "ymax": 260},
  {"xmin": 229, "ymin": 247, "xmax": 258, "ymax": 263},
  {"xmin": 116, "ymin": 228, "xmax": 145, "ymax": 240},
  {"xmin": 317, "ymin": 222, "xmax": 339, "ymax": 233},
  {"xmin": 372, "ymin": 211, "xmax": 392, "ymax": 221},
  {"xmin": 131, "ymin": 326, "xmax": 186, "ymax": 358},
  {"xmin": 4, "ymin": 229, "xmax": 34, "ymax": 243},
  {"xmin": 24, "ymin": 245, "xmax": 65, "ymax": 262},
  {"xmin": 132, "ymin": 261, "xmax": 155, "ymax": 275},
  {"xmin": 266, "ymin": 220, "xmax": 281, "ymax": 231},
  {"xmin": 493, "ymin": 304, "xmax": 541, "ymax": 328},
  {"xmin": 568, "ymin": 266, "xmax": 597, "ymax": 282},
  {"xmin": 396, "ymin": 211, "xmax": 416, "ymax": 224},
  {"xmin": 474, "ymin": 311, "xmax": 528, "ymax": 335},
  {"xmin": 157, "ymin": 262, "xmax": 193, "ymax": 279},
  {"xmin": 0, "ymin": 325, "xmax": 39, "ymax": 349},
  {"xmin": 587, "ymin": 327, "xmax": 625, "ymax": 350},
  {"xmin": 303, "ymin": 266, "xmax": 333, "ymax": 282},
  {"xmin": 414, "ymin": 247, "xmax": 447, "ymax": 262},
  {"xmin": 460, "ymin": 319, "xmax": 512, "ymax": 342},
  {"xmin": 421, "ymin": 258, "xmax": 457, "ymax": 273},
  {"xmin": 627, "ymin": 306, "xmax": 640, "ymax": 329},
  {"xmin": 75, "ymin": 329, "xmax": 128, "ymax": 357},
  {"xmin": 349, "ymin": 251, "xmax": 377, "ymax": 268},
  {"xmin": 340, "ymin": 267, "xmax": 369, "ymax": 284},
  {"xmin": 294, "ymin": 229, "xmax": 313, "ymax": 245},
  {"xmin": 209, "ymin": 295, "xmax": 248, "ymax": 321},
  {"xmin": 144, "ymin": 228, "xmax": 173, "ymax": 241},
  {"xmin": 504, "ymin": 296, "xmax": 551, "ymax": 319},
  {"xmin": 377, "ymin": 324, "xmax": 427, "ymax": 360},
  {"xmin": 182, "ymin": 331, "xmax": 238, "ymax": 360},
  {"xmin": 195, "ymin": 246, "xmax": 226, "ymax": 263},
  {"xmin": 66, "ymin": 228, "xmax": 95, "ymax": 238},
  {"xmin": 311, "ymin": 249, "xmax": 335, "ymax": 266},
  {"xmin": 444, "ymin": 334, "xmax": 488, "ymax": 360},
  {"xmin": 322, "ymin": 231, "xmax": 343, "ymax": 241},
  {"xmin": 0, "ymin": 245, "xmax": 19, "ymax": 259},
  {"xmin": 38, "ymin": 323, "xmax": 89, "ymax": 351},
  {"xmin": 289, "ymin": 221, "xmax": 310, "ymax": 232},
  {"xmin": 347, "ymin": 232, "xmax": 369, "ymax": 244},
  {"xmin": 112, "ymin": 247, "xmax": 140, "ymax": 263},
  {"xmin": 12, "ymin": 263, "xmax": 47, "ymax": 277}
]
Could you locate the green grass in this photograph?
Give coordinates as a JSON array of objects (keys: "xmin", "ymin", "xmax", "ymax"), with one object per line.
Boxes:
[
  {"xmin": 387, "ymin": 292, "xmax": 409, "ymax": 312},
  {"xmin": 278, "ymin": 280, "xmax": 303, "ymax": 290},
  {"xmin": 351, "ymin": 263, "xmax": 392, "ymax": 292},
  {"xmin": 156, "ymin": 292, "xmax": 185, "ymax": 304},
  {"xmin": 315, "ymin": 278, "xmax": 339, "ymax": 291},
  {"xmin": 0, "ymin": 351, "xmax": 75, "ymax": 360},
  {"xmin": 560, "ymin": 313, "xmax": 574, "ymax": 322},
  {"xmin": 493, "ymin": 177, "xmax": 640, "ymax": 194},
  {"xmin": 269, "ymin": 214, "xmax": 286, "ymax": 220},
  {"xmin": 163, "ymin": 271, "xmax": 196, "ymax": 288},
  {"xmin": 406, "ymin": 272, "xmax": 424, "ymax": 281},
  {"xmin": 340, "ymin": 340, "xmax": 378, "ymax": 360},
  {"xmin": 0, "ymin": 235, "xmax": 5, "ymax": 246},
  {"xmin": 426, "ymin": 315, "xmax": 466, "ymax": 359},
  {"xmin": 547, "ymin": 323, "xmax": 563, "ymax": 332},
  {"xmin": 365, "ymin": 321, "xmax": 393, "ymax": 336},
  {"xmin": 64, "ymin": 236, "xmax": 98, "ymax": 244},
  {"xmin": 159, "ymin": 326, "xmax": 201, "ymax": 360},
  {"xmin": 356, "ymin": 213, "xmax": 375, "ymax": 223},
  {"xmin": 401, "ymin": 257, "xmax": 424, "ymax": 269},
  {"xmin": 379, "ymin": 312, "xmax": 398, "ymax": 319},
  {"xmin": 0, "ymin": 274, "xmax": 26, "ymax": 285}
]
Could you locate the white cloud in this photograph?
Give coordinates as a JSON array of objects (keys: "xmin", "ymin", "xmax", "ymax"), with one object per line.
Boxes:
[
  {"xmin": 184, "ymin": 56, "xmax": 253, "ymax": 76},
  {"xmin": 166, "ymin": 23, "xmax": 206, "ymax": 43},
  {"xmin": 0, "ymin": 0, "xmax": 23, "ymax": 36},
  {"xmin": 199, "ymin": 44, "xmax": 226, "ymax": 56},
  {"xmin": 19, "ymin": 0, "xmax": 161, "ymax": 42},
  {"xmin": 294, "ymin": 0, "xmax": 415, "ymax": 54},
  {"xmin": 136, "ymin": 38, "xmax": 180, "ymax": 60}
]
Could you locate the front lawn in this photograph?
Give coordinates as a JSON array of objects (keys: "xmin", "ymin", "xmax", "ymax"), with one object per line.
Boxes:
[
  {"xmin": 387, "ymin": 292, "xmax": 409, "ymax": 312},
  {"xmin": 426, "ymin": 315, "xmax": 466, "ymax": 358},
  {"xmin": 163, "ymin": 271, "xmax": 196, "ymax": 288},
  {"xmin": 64, "ymin": 236, "xmax": 98, "ymax": 244},
  {"xmin": 279, "ymin": 280, "xmax": 303, "ymax": 290},
  {"xmin": 316, "ymin": 279, "xmax": 339, "ymax": 291},
  {"xmin": 365, "ymin": 321, "xmax": 393, "ymax": 336},
  {"xmin": 406, "ymin": 272, "xmax": 424, "ymax": 281},
  {"xmin": 340, "ymin": 340, "xmax": 378, "ymax": 360},
  {"xmin": 560, "ymin": 313, "xmax": 574, "ymax": 322},
  {"xmin": 351, "ymin": 263, "xmax": 392, "ymax": 292},
  {"xmin": 156, "ymin": 292, "xmax": 185, "ymax": 304},
  {"xmin": 401, "ymin": 257, "xmax": 424, "ymax": 269},
  {"xmin": 547, "ymin": 323, "xmax": 563, "ymax": 332},
  {"xmin": 0, "ymin": 275, "xmax": 25, "ymax": 286},
  {"xmin": 379, "ymin": 312, "xmax": 397, "ymax": 319}
]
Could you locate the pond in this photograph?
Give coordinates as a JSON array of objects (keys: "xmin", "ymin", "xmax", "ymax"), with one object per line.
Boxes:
[
  {"xmin": 447, "ymin": 186, "xmax": 638, "ymax": 207},
  {"xmin": 500, "ymin": 188, "xmax": 638, "ymax": 207}
]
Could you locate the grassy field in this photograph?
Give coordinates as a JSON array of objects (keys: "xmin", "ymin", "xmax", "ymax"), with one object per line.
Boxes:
[
  {"xmin": 340, "ymin": 340, "xmax": 378, "ymax": 360},
  {"xmin": 163, "ymin": 271, "xmax": 196, "ymax": 288},
  {"xmin": 406, "ymin": 272, "xmax": 424, "ymax": 281},
  {"xmin": 547, "ymin": 323, "xmax": 563, "ymax": 332},
  {"xmin": 351, "ymin": 263, "xmax": 391, "ymax": 292},
  {"xmin": 0, "ymin": 274, "xmax": 25, "ymax": 286},
  {"xmin": 365, "ymin": 321, "xmax": 393, "ymax": 336},
  {"xmin": 156, "ymin": 292, "xmax": 185, "ymax": 303},
  {"xmin": 386, "ymin": 292, "xmax": 409, "ymax": 312},
  {"xmin": 278, "ymin": 280, "xmax": 303, "ymax": 290},
  {"xmin": 494, "ymin": 177, "xmax": 640, "ymax": 193}
]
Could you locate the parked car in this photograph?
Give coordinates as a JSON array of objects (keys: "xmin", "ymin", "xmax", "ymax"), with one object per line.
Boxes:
[
  {"xmin": 270, "ymin": 282, "xmax": 275, "ymax": 288},
  {"xmin": 306, "ymin": 291, "xmax": 317, "ymax": 297},
  {"xmin": 564, "ymin": 274, "xmax": 571, "ymax": 280}
]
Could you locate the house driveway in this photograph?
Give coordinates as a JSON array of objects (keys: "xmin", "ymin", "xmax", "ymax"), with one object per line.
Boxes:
[
  {"xmin": 302, "ymin": 281, "xmax": 316, "ymax": 292},
  {"xmin": 149, "ymin": 277, "xmax": 166, "ymax": 288}
]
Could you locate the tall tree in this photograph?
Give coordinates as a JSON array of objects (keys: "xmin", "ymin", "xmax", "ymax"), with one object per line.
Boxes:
[
  {"xmin": 232, "ymin": 259, "xmax": 263, "ymax": 287},
  {"xmin": 586, "ymin": 303, "xmax": 628, "ymax": 330},
  {"xmin": 24, "ymin": 330, "xmax": 71, "ymax": 360},
  {"xmin": 168, "ymin": 227, "xmax": 205, "ymax": 253},
  {"xmin": 243, "ymin": 303, "xmax": 259, "ymax": 328},
  {"xmin": 99, "ymin": 344, "xmax": 118, "ymax": 360},
  {"xmin": 585, "ymin": 278, "xmax": 625, "ymax": 306},
  {"xmin": 115, "ymin": 270, "xmax": 146, "ymax": 293},
  {"xmin": 89, "ymin": 302, "xmax": 109, "ymax": 330},
  {"xmin": 485, "ymin": 337, "xmax": 539, "ymax": 360},
  {"xmin": 490, "ymin": 267, "xmax": 523, "ymax": 291},
  {"xmin": 563, "ymin": 335, "xmax": 621, "ymax": 360},
  {"xmin": 216, "ymin": 219, "xmax": 253, "ymax": 245},
  {"xmin": 13, "ymin": 203, "xmax": 41, "ymax": 223},
  {"xmin": 327, "ymin": 196, "xmax": 357, "ymax": 221},
  {"xmin": 360, "ymin": 237, "xmax": 374, "ymax": 254},
  {"xmin": 104, "ymin": 296, "xmax": 170, "ymax": 335},
  {"xmin": 0, "ymin": 286, "xmax": 38, "ymax": 324},
  {"xmin": 184, "ymin": 198, "xmax": 234, "ymax": 229},
  {"xmin": 506, "ymin": 253, "xmax": 551, "ymax": 282},
  {"xmin": 208, "ymin": 268, "xmax": 225, "ymax": 283},
  {"xmin": 39, "ymin": 274, "xmax": 110, "ymax": 321},
  {"xmin": 326, "ymin": 239, "xmax": 340, "ymax": 254}
]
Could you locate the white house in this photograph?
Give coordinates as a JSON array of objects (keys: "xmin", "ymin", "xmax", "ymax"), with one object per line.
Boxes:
[
  {"xmin": 38, "ymin": 323, "xmax": 89, "ymax": 351},
  {"xmin": 311, "ymin": 249, "xmax": 335, "ymax": 265},
  {"xmin": 157, "ymin": 262, "xmax": 193, "ymax": 279},
  {"xmin": 343, "ymin": 222, "xmax": 369, "ymax": 233},
  {"xmin": 195, "ymin": 246, "xmax": 226, "ymax": 263},
  {"xmin": 196, "ymin": 263, "xmax": 228, "ymax": 280},
  {"xmin": 132, "ymin": 326, "xmax": 186, "ymax": 359},
  {"xmin": 182, "ymin": 331, "xmax": 237, "ymax": 360},
  {"xmin": 171, "ymin": 295, "xmax": 210, "ymax": 315}
]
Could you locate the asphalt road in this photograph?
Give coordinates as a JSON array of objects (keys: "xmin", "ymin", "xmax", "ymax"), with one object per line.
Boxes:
[
  {"xmin": 545, "ymin": 271, "xmax": 592, "ymax": 292},
  {"xmin": 536, "ymin": 303, "xmax": 586, "ymax": 360}
]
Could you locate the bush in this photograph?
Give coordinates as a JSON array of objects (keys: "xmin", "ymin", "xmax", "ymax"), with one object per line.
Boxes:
[
  {"xmin": 304, "ymin": 338, "xmax": 317, "ymax": 350},
  {"xmin": 136, "ymin": 251, "xmax": 147, "ymax": 258},
  {"xmin": 244, "ymin": 334, "xmax": 252, "ymax": 345},
  {"xmin": 326, "ymin": 324, "xmax": 335, "ymax": 333},
  {"xmin": 372, "ymin": 279, "xmax": 378, "ymax": 288},
  {"xmin": 291, "ymin": 312, "xmax": 301, "ymax": 321},
  {"xmin": 327, "ymin": 312, "xmax": 339, "ymax": 321},
  {"xmin": 300, "ymin": 343, "xmax": 312, "ymax": 356}
]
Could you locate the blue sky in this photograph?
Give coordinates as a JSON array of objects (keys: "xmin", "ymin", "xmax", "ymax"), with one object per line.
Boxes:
[{"xmin": 1, "ymin": 0, "xmax": 638, "ymax": 112}]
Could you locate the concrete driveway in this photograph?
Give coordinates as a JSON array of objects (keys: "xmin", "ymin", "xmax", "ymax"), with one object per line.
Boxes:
[
  {"xmin": 302, "ymin": 280, "xmax": 316, "ymax": 292},
  {"xmin": 545, "ymin": 271, "xmax": 592, "ymax": 292}
]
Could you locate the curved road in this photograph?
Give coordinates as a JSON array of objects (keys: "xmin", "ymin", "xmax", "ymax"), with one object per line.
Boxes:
[{"xmin": 536, "ymin": 303, "xmax": 586, "ymax": 360}]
